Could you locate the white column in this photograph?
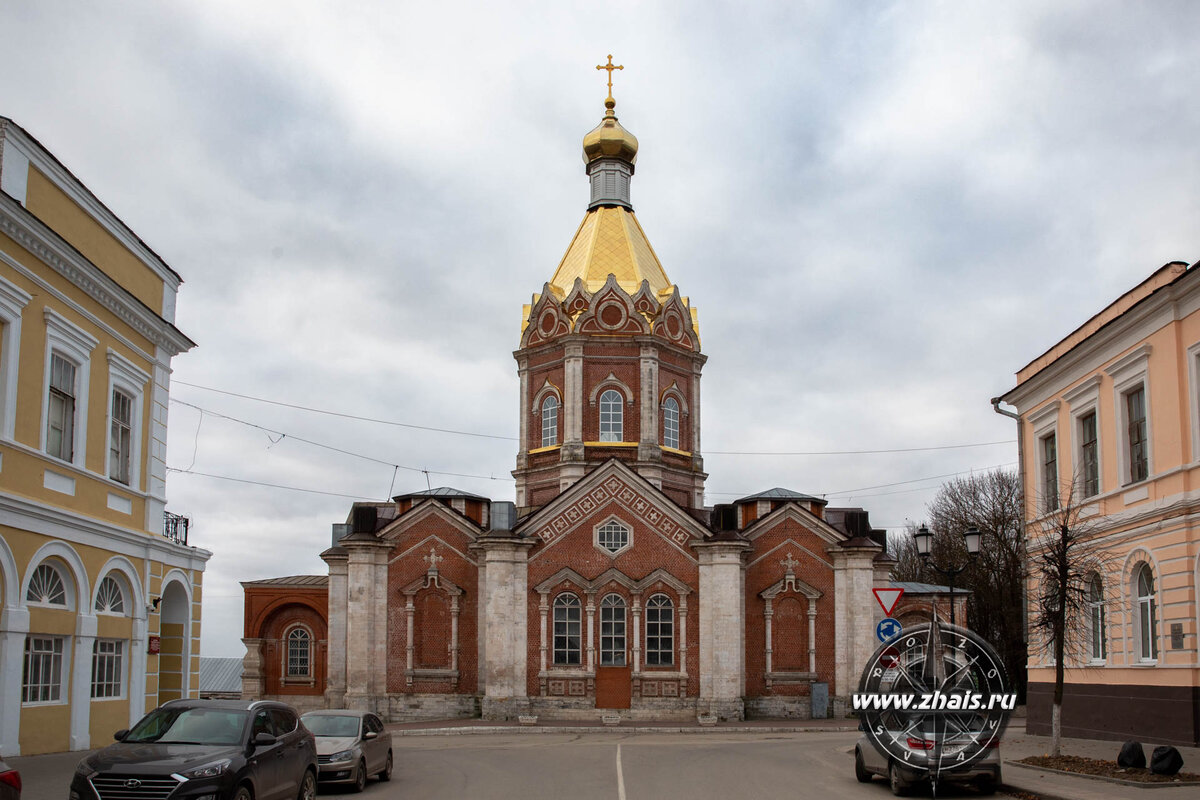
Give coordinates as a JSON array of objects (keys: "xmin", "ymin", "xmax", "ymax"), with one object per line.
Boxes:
[
  {"xmin": 631, "ymin": 594, "xmax": 642, "ymax": 672},
  {"xmin": 129, "ymin": 613, "xmax": 148, "ymax": 725},
  {"xmin": 639, "ymin": 344, "xmax": 659, "ymax": 453},
  {"xmin": 476, "ymin": 558, "xmax": 487, "ymax": 693},
  {"xmin": 832, "ymin": 546, "xmax": 879, "ymax": 703},
  {"xmin": 450, "ymin": 595, "xmax": 460, "ymax": 679},
  {"xmin": 323, "ymin": 553, "xmax": 348, "ymax": 706},
  {"xmin": 678, "ymin": 598, "xmax": 688, "ymax": 672},
  {"xmin": 564, "ymin": 344, "xmax": 584, "ymax": 446},
  {"xmin": 371, "ymin": 550, "xmax": 389, "ymax": 700},
  {"xmin": 479, "ymin": 536, "xmax": 534, "ymax": 719},
  {"xmin": 0, "ymin": 606, "xmax": 30, "ymax": 756},
  {"xmin": 764, "ymin": 600, "xmax": 774, "ymax": 677},
  {"xmin": 538, "ymin": 593, "xmax": 549, "ymax": 676},
  {"xmin": 585, "ymin": 594, "xmax": 596, "ymax": 673},
  {"xmin": 70, "ymin": 613, "xmax": 98, "ymax": 750},
  {"xmin": 808, "ymin": 603, "xmax": 818, "ymax": 674},
  {"xmin": 405, "ymin": 595, "xmax": 415, "ymax": 687},
  {"xmin": 696, "ymin": 542, "xmax": 748, "ymax": 719}
]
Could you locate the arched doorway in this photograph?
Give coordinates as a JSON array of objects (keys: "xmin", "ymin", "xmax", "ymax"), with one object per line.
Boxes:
[{"xmin": 158, "ymin": 581, "xmax": 189, "ymax": 705}]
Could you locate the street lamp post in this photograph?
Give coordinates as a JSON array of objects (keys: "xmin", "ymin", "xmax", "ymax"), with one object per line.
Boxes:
[{"xmin": 912, "ymin": 525, "xmax": 981, "ymax": 627}]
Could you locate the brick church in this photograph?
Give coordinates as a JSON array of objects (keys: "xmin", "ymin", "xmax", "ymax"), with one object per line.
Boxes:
[{"xmin": 242, "ymin": 83, "xmax": 941, "ymax": 722}]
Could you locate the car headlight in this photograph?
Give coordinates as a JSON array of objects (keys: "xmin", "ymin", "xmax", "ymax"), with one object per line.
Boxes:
[
  {"xmin": 329, "ymin": 750, "xmax": 355, "ymax": 762},
  {"xmin": 181, "ymin": 759, "xmax": 232, "ymax": 780}
]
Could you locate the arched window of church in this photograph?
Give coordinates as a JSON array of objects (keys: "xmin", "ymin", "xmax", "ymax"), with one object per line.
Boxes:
[
  {"xmin": 599, "ymin": 389, "xmax": 623, "ymax": 442},
  {"xmin": 541, "ymin": 395, "xmax": 559, "ymax": 447},
  {"xmin": 645, "ymin": 594, "xmax": 674, "ymax": 666},
  {"xmin": 286, "ymin": 626, "xmax": 311, "ymax": 677},
  {"xmin": 552, "ymin": 594, "xmax": 582, "ymax": 665},
  {"xmin": 600, "ymin": 594, "xmax": 626, "ymax": 666},
  {"xmin": 662, "ymin": 397, "xmax": 680, "ymax": 449}
]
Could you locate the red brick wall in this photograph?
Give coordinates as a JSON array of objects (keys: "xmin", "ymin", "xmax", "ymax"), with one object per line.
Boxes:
[
  {"xmin": 384, "ymin": 507, "xmax": 481, "ymax": 695},
  {"xmin": 244, "ymin": 587, "xmax": 329, "ymax": 697},
  {"xmin": 744, "ymin": 517, "xmax": 838, "ymax": 697}
]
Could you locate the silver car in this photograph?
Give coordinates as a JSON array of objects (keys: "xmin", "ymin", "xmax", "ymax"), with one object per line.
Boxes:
[
  {"xmin": 301, "ymin": 710, "xmax": 392, "ymax": 793},
  {"xmin": 854, "ymin": 727, "xmax": 1001, "ymax": 796}
]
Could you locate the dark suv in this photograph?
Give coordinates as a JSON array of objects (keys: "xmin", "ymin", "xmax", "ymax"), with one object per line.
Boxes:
[{"xmin": 69, "ymin": 699, "xmax": 317, "ymax": 800}]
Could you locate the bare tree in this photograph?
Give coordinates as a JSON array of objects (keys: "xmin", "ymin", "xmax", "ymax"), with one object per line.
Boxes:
[
  {"xmin": 888, "ymin": 522, "xmax": 924, "ymax": 583},
  {"xmin": 1027, "ymin": 474, "xmax": 1112, "ymax": 756}
]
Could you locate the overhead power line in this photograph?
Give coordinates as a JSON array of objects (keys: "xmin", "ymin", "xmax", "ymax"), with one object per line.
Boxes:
[
  {"xmin": 173, "ymin": 379, "xmax": 1015, "ymax": 456},
  {"xmin": 166, "ymin": 468, "xmax": 376, "ymax": 500}
]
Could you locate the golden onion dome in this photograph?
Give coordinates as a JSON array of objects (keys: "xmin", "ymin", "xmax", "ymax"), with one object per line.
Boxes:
[{"xmin": 582, "ymin": 98, "xmax": 638, "ymax": 165}]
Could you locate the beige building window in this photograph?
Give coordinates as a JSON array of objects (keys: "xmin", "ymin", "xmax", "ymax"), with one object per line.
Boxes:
[
  {"xmin": 91, "ymin": 640, "xmax": 124, "ymax": 699},
  {"xmin": 94, "ymin": 575, "xmax": 126, "ymax": 614},
  {"xmin": 46, "ymin": 353, "xmax": 76, "ymax": 462},
  {"xmin": 1126, "ymin": 387, "xmax": 1148, "ymax": 483},
  {"xmin": 109, "ymin": 389, "xmax": 133, "ymax": 484},
  {"xmin": 1135, "ymin": 563, "xmax": 1158, "ymax": 662},
  {"xmin": 1079, "ymin": 412, "xmax": 1099, "ymax": 498},
  {"xmin": 27, "ymin": 563, "xmax": 68, "ymax": 606},
  {"xmin": 22, "ymin": 636, "xmax": 64, "ymax": 703},
  {"xmin": 1088, "ymin": 573, "xmax": 1106, "ymax": 662},
  {"xmin": 1041, "ymin": 433, "xmax": 1058, "ymax": 512}
]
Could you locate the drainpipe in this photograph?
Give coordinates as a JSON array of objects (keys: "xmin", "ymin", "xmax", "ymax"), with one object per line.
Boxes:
[{"xmin": 991, "ymin": 396, "xmax": 1028, "ymax": 693}]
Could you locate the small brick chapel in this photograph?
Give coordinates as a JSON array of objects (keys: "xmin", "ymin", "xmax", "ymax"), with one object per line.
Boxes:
[{"xmin": 241, "ymin": 84, "xmax": 934, "ymax": 722}]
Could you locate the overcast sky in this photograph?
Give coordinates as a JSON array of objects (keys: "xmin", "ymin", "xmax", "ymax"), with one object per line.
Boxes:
[{"xmin": 4, "ymin": 2, "xmax": 1198, "ymax": 658}]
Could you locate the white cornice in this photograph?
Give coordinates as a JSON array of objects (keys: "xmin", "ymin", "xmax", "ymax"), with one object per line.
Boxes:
[
  {"xmin": 1028, "ymin": 399, "xmax": 1061, "ymax": 432},
  {"xmin": 0, "ymin": 196, "xmax": 194, "ymax": 355},
  {"xmin": 1104, "ymin": 343, "xmax": 1152, "ymax": 382},
  {"xmin": 1062, "ymin": 375, "xmax": 1102, "ymax": 407},
  {"xmin": 0, "ymin": 122, "xmax": 181, "ymax": 289}
]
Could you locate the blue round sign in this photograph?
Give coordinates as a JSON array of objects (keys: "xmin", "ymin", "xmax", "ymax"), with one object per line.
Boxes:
[{"xmin": 876, "ymin": 617, "xmax": 902, "ymax": 642}]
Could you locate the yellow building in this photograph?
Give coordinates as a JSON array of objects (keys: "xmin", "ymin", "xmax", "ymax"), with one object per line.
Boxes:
[
  {"xmin": 0, "ymin": 118, "xmax": 208, "ymax": 755},
  {"xmin": 999, "ymin": 260, "xmax": 1200, "ymax": 746}
]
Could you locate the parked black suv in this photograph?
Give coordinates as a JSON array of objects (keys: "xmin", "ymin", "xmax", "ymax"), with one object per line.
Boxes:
[{"xmin": 69, "ymin": 699, "xmax": 317, "ymax": 800}]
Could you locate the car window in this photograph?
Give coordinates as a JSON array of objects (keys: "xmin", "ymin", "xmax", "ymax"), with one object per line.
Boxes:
[
  {"xmin": 126, "ymin": 707, "xmax": 248, "ymax": 746},
  {"xmin": 368, "ymin": 716, "xmax": 383, "ymax": 734},
  {"xmin": 270, "ymin": 709, "xmax": 297, "ymax": 735},
  {"xmin": 302, "ymin": 714, "xmax": 360, "ymax": 737},
  {"xmin": 252, "ymin": 710, "xmax": 274, "ymax": 739}
]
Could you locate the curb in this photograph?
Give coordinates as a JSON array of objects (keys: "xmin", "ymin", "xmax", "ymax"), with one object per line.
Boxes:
[
  {"xmin": 1000, "ymin": 781, "xmax": 1077, "ymax": 800},
  {"xmin": 393, "ymin": 724, "xmax": 859, "ymax": 736},
  {"xmin": 1005, "ymin": 760, "xmax": 1200, "ymax": 790}
]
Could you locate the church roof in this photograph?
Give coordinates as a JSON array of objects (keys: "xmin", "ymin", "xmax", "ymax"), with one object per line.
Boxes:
[
  {"xmin": 735, "ymin": 487, "xmax": 826, "ymax": 505},
  {"xmin": 548, "ymin": 206, "xmax": 672, "ymax": 297},
  {"xmin": 393, "ymin": 486, "xmax": 488, "ymax": 502},
  {"xmin": 241, "ymin": 575, "xmax": 328, "ymax": 587}
]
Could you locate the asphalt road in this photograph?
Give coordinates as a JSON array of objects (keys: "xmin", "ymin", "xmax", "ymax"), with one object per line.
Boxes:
[{"xmin": 18, "ymin": 730, "xmax": 1001, "ymax": 800}]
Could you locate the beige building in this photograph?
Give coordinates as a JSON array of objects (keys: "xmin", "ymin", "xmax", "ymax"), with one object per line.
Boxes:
[
  {"xmin": 999, "ymin": 260, "xmax": 1200, "ymax": 745},
  {"xmin": 0, "ymin": 117, "xmax": 208, "ymax": 755}
]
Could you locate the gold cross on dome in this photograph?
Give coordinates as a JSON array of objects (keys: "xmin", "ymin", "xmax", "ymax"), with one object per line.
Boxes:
[{"xmin": 596, "ymin": 54, "xmax": 624, "ymax": 100}]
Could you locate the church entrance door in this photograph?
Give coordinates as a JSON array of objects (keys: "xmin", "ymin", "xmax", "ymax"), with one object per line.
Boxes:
[
  {"xmin": 596, "ymin": 594, "xmax": 631, "ymax": 708},
  {"xmin": 595, "ymin": 667, "xmax": 632, "ymax": 709}
]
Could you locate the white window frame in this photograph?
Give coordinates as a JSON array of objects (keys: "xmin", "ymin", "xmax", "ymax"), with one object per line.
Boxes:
[
  {"xmin": 662, "ymin": 397, "xmax": 680, "ymax": 450},
  {"xmin": 1064, "ymin": 376, "xmax": 1102, "ymax": 501},
  {"xmin": 0, "ymin": 275, "xmax": 32, "ymax": 440},
  {"xmin": 1188, "ymin": 340, "xmax": 1200, "ymax": 465},
  {"xmin": 1029, "ymin": 401, "xmax": 1060, "ymax": 515},
  {"xmin": 41, "ymin": 308, "xmax": 97, "ymax": 468},
  {"xmin": 599, "ymin": 594, "xmax": 627, "ymax": 667},
  {"xmin": 644, "ymin": 593, "xmax": 674, "ymax": 667},
  {"xmin": 91, "ymin": 639, "xmax": 125, "ymax": 700},
  {"xmin": 1134, "ymin": 562, "xmax": 1159, "ymax": 663},
  {"xmin": 599, "ymin": 389, "xmax": 624, "ymax": 442},
  {"xmin": 22, "ymin": 635, "xmax": 67, "ymax": 705},
  {"xmin": 105, "ymin": 349, "xmax": 149, "ymax": 489},
  {"xmin": 26, "ymin": 561, "xmax": 74, "ymax": 609},
  {"xmin": 94, "ymin": 574, "xmax": 127, "ymax": 616},
  {"xmin": 552, "ymin": 593, "xmax": 582, "ymax": 666},
  {"xmin": 540, "ymin": 395, "xmax": 559, "ymax": 448},
  {"xmin": 1106, "ymin": 345, "xmax": 1152, "ymax": 487},
  {"xmin": 1087, "ymin": 573, "xmax": 1106, "ymax": 664},
  {"xmin": 285, "ymin": 625, "xmax": 313, "ymax": 678},
  {"xmin": 594, "ymin": 516, "xmax": 632, "ymax": 557}
]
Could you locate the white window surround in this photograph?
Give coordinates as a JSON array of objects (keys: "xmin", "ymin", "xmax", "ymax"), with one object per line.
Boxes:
[
  {"xmin": 25, "ymin": 561, "xmax": 75, "ymax": 610},
  {"xmin": 105, "ymin": 349, "xmax": 149, "ymax": 490},
  {"xmin": 1029, "ymin": 401, "xmax": 1060, "ymax": 515},
  {"xmin": 594, "ymin": 516, "xmax": 632, "ymax": 557},
  {"xmin": 0, "ymin": 275, "xmax": 32, "ymax": 440},
  {"xmin": 1065, "ymin": 376, "xmax": 1103, "ymax": 501},
  {"xmin": 22, "ymin": 634, "xmax": 69, "ymax": 706},
  {"xmin": 1105, "ymin": 344, "xmax": 1152, "ymax": 487},
  {"xmin": 1132, "ymin": 561, "xmax": 1159, "ymax": 663},
  {"xmin": 1187, "ymin": 340, "xmax": 1200, "ymax": 465},
  {"xmin": 90, "ymin": 639, "xmax": 125, "ymax": 700},
  {"xmin": 41, "ymin": 308, "xmax": 98, "ymax": 469}
]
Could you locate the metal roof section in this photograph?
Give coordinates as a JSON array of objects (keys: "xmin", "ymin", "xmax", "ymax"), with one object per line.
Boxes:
[
  {"xmin": 240, "ymin": 575, "xmax": 329, "ymax": 587},
  {"xmin": 890, "ymin": 581, "xmax": 971, "ymax": 595},
  {"xmin": 198, "ymin": 657, "xmax": 244, "ymax": 694},
  {"xmin": 734, "ymin": 487, "xmax": 826, "ymax": 504},
  {"xmin": 392, "ymin": 487, "xmax": 489, "ymax": 502}
]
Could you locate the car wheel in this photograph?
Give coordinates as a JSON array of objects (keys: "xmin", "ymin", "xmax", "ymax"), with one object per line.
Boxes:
[
  {"xmin": 888, "ymin": 761, "xmax": 909, "ymax": 797},
  {"xmin": 297, "ymin": 770, "xmax": 316, "ymax": 800},
  {"xmin": 378, "ymin": 752, "xmax": 392, "ymax": 782},
  {"xmin": 854, "ymin": 748, "xmax": 872, "ymax": 783},
  {"xmin": 352, "ymin": 760, "xmax": 367, "ymax": 793},
  {"xmin": 234, "ymin": 786, "xmax": 253, "ymax": 800}
]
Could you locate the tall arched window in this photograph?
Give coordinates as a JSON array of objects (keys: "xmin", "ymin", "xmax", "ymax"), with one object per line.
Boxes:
[
  {"xmin": 662, "ymin": 397, "xmax": 680, "ymax": 450},
  {"xmin": 286, "ymin": 626, "xmax": 312, "ymax": 677},
  {"xmin": 1135, "ymin": 563, "xmax": 1158, "ymax": 662},
  {"xmin": 541, "ymin": 395, "xmax": 559, "ymax": 447},
  {"xmin": 27, "ymin": 563, "xmax": 67, "ymax": 607},
  {"xmin": 645, "ymin": 594, "xmax": 674, "ymax": 666},
  {"xmin": 1088, "ymin": 574, "xmax": 1105, "ymax": 662},
  {"xmin": 553, "ymin": 594, "xmax": 582, "ymax": 665},
  {"xmin": 95, "ymin": 575, "xmax": 126, "ymax": 614},
  {"xmin": 600, "ymin": 594, "xmax": 626, "ymax": 666},
  {"xmin": 599, "ymin": 389, "xmax": 623, "ymax": 442}
]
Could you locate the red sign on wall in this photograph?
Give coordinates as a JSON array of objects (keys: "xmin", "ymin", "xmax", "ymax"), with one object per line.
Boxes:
[{"xmin": 148, "ymin": 635, "xmax": 161, "ymax": 654}]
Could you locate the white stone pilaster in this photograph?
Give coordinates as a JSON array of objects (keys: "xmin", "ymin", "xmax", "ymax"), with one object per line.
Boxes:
[
  {"xmin": 70, "ymin": 613, "xmax": 98, "ymax": 750},
  {"xmin": 832, "ymin": 545, "xmax": 881, "ymax": 703},
  {"xmin": 0, "ymin": 606, "xmax": 30, "ymax": 756},
  {"xmin": 343, "ymin": 538, "xmax": 390, "ymax": 710},
  {"xmin": 479, "ymin": 536, "xmax": 534, "ymax": 719},
  {"xmin": 240, "ymin": 638, "xmax": 266, "ymax": 700},
  {"xmin": 695, "ymin": 541, "xmax": 749, "ymax": 719},
  {"xmin": 129, "ymin": 613, "xmax": 147, "ymax": 725},
  {"xmin": 323, "ymin": 553, "xmax": 348, "ymax": 706}
]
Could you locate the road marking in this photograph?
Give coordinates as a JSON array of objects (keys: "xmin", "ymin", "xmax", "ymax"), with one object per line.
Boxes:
[{"xmin": 616, "ymin": 743, "xmax": 626, "ymax": 800}]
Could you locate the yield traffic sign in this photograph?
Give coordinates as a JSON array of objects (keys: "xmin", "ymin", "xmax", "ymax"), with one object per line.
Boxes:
[{"xmin": 872, "ymin": 587, "xmax": 904, "ymax": 616}]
